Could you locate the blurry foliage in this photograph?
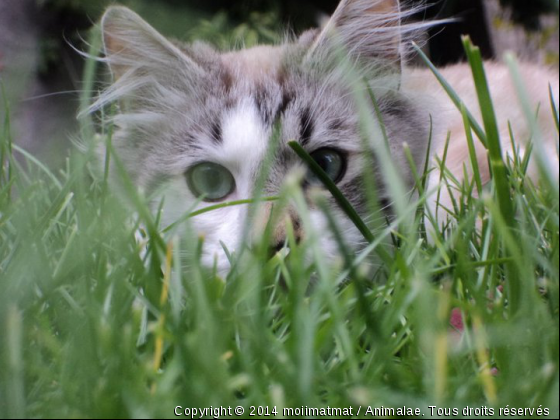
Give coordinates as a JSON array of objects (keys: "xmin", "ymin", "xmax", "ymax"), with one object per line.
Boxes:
[
  {"xmin": 32, "ymin": 0, "xmax": 560, "ymax": 72},
  {"xmin": 35, "ymin": 0, "xmax": 560, "ymax": 36},
  {"xmin": 192, "ymin": 10, "xmax": 281, "ymax": 49},
  {"xmin": 499, "ymin": 0, "xmax": 559, "ymax": 31},
  {"xmin": 35, "ymin": 0, "xmax": 283, "ymax": 56},
  {"xmin": 33, "ymin": 0, "xmax": 284, "ymax": 78}
]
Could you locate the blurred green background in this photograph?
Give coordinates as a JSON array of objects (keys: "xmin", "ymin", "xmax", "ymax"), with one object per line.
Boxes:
[{"xmin": 0, "ymin": 0, "xmax": 558, "ymax": 166}]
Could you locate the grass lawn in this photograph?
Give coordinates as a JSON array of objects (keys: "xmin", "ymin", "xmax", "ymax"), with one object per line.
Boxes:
[{"xmin": 0, "ymin": 32, "xmax": 558, "ymax": 418}]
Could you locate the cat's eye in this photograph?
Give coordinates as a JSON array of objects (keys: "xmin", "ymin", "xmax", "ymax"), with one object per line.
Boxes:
[
  {"xmin": 186, "ymin": 162, "xmax": 235, "ymax": 202},
  {"xmin": 306, "ymin": 148, "xmax": 346, "ymax": 185}
]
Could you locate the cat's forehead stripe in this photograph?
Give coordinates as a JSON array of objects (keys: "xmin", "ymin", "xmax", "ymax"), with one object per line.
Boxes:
[
  {"xmin": 300, "ymin": 107, "xmax": 314, "ymax": 147},
  {"xmin": 210, "ymin": 120, "xmax": 222, "ymax": 145},
  {"xmin": 279, "ymin": 91, "xmax": 294, "ymax": 117},
  {"xmin": 220, "ymin": 100, "xmax": 269, "ymax": 175},
  {"xmin": 254, "ymin": 85, "xmax": 274, "ymax": 125},
  {"xmin": 253, "ymin": 83, "xmax": 296, "ymax": 127}
]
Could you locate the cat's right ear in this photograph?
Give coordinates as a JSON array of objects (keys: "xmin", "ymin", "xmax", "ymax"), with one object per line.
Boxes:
[
  {"xmin": 101, "ymin": 6, "xmax": 204, "ymax": 82},
  {"xmin": 304, "ymin": 0, "xmax": 405, "ymax": 73}
]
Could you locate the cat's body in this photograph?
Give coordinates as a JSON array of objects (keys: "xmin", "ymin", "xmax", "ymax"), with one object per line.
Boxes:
[
  {"xmin": 406, "ymin": 62, "xmax": 559, "ymax": 219},
  {"xmin": 93, "ymin": 0, "xmax": 559, "ymax": 274}
]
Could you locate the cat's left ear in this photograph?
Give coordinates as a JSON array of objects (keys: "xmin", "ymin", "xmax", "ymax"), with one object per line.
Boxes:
[
  {"xmin": 101, "ymin": 6, "xmax": 204, "ymax": 83},
  {"xmin": 306, "ymin": 0, "xmax": 404, "ymax": 72}
]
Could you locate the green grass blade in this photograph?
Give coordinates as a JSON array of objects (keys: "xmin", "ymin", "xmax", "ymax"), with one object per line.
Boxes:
[
  {"xmin": 550, "ymin": 84, "xmax": 559, "ymax": 133},
  {"xmin": 163, "ymin": 196, "xmax": 279, "ymax": 234},
  {"xmin": 461, "ymin": 103, "xmax": 484, "ymax": 197},
  {"xmin": 11, "ymin": 144, "xmax": 63, "ymax": 190},
  {"xmin": 505, "ymin": 53, "xmax": 559, "ymax": 197},
  {"xmin": 413, "ymin": 42, "xmax": 487, "ymax": 148},
  {"xmin": 462, "ymin": 37, "xmax": 515, "ymax": 227},
  {"xmin": 79, "ymin": 26, "xmax": 102, "ymax": 141}
]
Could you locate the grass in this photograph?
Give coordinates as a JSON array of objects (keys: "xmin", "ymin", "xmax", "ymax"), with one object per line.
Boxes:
[{"xmin": 0, "ymin": 33, "xmax": 559, "ymax": 419}]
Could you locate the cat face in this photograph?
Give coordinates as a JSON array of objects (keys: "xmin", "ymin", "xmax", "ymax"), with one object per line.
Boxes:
[{"xmin": 96, "ymin": 0, "xmax": 429, "ymax": 274}]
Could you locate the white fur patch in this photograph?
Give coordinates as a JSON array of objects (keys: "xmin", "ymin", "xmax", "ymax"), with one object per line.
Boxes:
[{"xmin": 212, "ymin": 99, "xmax": 270, "ymax": 198}]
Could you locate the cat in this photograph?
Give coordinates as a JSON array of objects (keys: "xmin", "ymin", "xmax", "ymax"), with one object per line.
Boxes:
[{"xmin": 91, "ymin": 0, "xmax": 559, "ymax": 275}]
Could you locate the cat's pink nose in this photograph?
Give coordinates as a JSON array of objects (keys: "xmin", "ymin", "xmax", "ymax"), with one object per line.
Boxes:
[
  {"xmin": 271, "ymin": 241, "xmax": 287, "ymax": 255},
  {"xmin": 269, "ymin": 221, "xmax": 303, "ymax": 256}
]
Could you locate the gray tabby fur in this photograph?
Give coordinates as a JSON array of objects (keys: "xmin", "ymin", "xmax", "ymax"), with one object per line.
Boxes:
[{"xmin": 91, "ymin": 0, "xmax": 559, "ymax": 274}]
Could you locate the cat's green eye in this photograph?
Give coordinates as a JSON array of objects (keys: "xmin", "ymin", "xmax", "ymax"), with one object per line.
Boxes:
[
  {"xmin": 186, "ymin": 162, "xmax": 235, "ymax": 202},
  {"xmin": 307, "ymin": 148, "xmax": 346, "ymax": 185}
]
